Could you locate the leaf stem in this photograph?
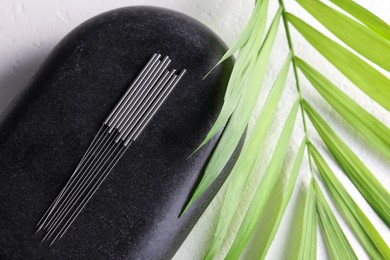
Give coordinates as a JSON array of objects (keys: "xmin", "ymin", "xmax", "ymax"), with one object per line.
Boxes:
[{"xmin": 278, "ymin": 0, "xmax": 314, "ymax": 173}]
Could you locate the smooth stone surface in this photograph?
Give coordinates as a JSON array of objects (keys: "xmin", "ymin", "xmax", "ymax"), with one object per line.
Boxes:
[{"xmin": 0, "ymin": 6, "xmax": 242, "ymax": 260}]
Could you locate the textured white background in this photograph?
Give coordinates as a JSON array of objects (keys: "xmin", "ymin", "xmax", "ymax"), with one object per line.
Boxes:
[{"xmin": 0, "ymin": 0, "xmax": 389, "ymax": 259}]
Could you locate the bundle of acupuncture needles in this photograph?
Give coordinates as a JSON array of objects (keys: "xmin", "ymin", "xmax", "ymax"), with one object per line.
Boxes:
[{"xmin": 36, "ymin": 53, "xmax": 186, "ymax": 245}]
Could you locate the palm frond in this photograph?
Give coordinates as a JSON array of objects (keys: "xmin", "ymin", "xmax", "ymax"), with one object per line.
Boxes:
[
  {"xmin": 192, "ymin": 0, "xmax": 270, "ymax": 149},
  {"xmin": 303, "ymin": 100, "xmax": 390, "ymax": 227},
  {"xmin": 183, "ymin": 4, "xmax": 280, "ymax": 213},
  {"xmin": 297, "ymin": 0, "xmax": 390, "ymax": 71},
  {"xmin": 313, "ymin": 179, "xmax": 358, "ymax": 260},
  {"xmin": 296, "ymin": 58, "xmax": 390, "ymax": 159},
  {"xmin": 177, "ymin": 0, "xmax": 390, "ymax": 258},
  {"xmin": 223, "ymin": 100, "xmax": 299, "ymax": 259},
  {"xmin": 297, "ymin": 180, "xmax": 317, "ymax": 260},
  {"xmin": 287, "ymin": 12, "xmax": 390, "ymax": 112},
  {"xmin": 257, "ymin": 137, "xmax": 306, "ymax": 259},
  {"xmin": 309, "ymin": 143, "xmax": 390, "ymax": 259},
  {"xmin": 203, "ymin": 53, "xmax": 292, "ymax": 259},
  {"xmin": 329, "ymin": 0, "xmax": 390, "ymax": 41},
  {"xmin": 205, "ymin": 0, "xmax": 267, "ymax": 74}
]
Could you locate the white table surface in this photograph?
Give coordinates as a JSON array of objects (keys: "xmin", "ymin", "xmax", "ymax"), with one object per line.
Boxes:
[{"xmin": 0, "ymin": 1, "xmax": 389, "ymax": 259}]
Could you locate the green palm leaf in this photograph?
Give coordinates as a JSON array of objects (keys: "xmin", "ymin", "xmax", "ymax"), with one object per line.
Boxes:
[
  {"xmin": 204, "ymin": 53, "xmax": 292, "ymax": 259},
  {"xmin": 297, "ymin": 0, "xmax": 390, "ymax": 71},
  {"xmin": 193, "ymin": 0, "xmax": 270, "ymax": 150},
  {"xmin": 205, "ymin": 0, "xmax": 267, "ymax": 73},
  {"xmin": 224, "ymin": 100, "xmax": 299, "ymax": 259},
  {"xmin": 297, "ymin": 180, "xmax": 317, "ymax": 260},
  {"xmin": 183, "ymin": 5, "xmax": 281, "ymax": 213},
  {"xmin": 176, "ymin": 0, "xmax": 390, "ymax": 258},
  {"xmin": 329, "ymin": 0, "xmax": 390, "ymax": 41},
  {"xmin": 287, "ymin": 13, "xmax": 390, "ymax": 112},
  {"xmin": 296, "ymin": 57, "xmax": 390, "ymax": 159},
  {"xmin": 257, "ymin": 137, "xmax": 306, "ymax": 259},
  {"xmin": 303, "ymin": 100, "xmax": 390, "ymax": 227},
  {"xmin": 313, "ymin": 180, "xmax": 357, "ymax": 260},
  {"xmin": 309, "ymin": 143, "xmax": 390, "ymax": 259}
]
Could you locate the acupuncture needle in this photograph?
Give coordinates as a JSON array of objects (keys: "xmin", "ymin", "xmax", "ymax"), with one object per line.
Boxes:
[
  {"xmin": 107, "ymin": 57, "xmax": 165, "ymax": 130},
  {"xmin": 45, "ymin": 135, "xmax": 121, "ymax": 234},
  {"xmin": 38, "ymin": 128, "xmax": 113, "ymax": 230},
  {"xmin": 42, "ymin": 65, "xmax": 164, "ymax": 233},
  {"xmin": 66, "ymin": 57, "xmax": 163, "ymax": 187},
  {"xmin": 37, "ymin": 55, "xmax": 144, "ymax": 237},
  {"xmin": 104, "ymin": 53, "xmax": 160, "ymax": 126},
  {"xmin": 37, "ymin": 54, "xmax": 187, "ymax": 245},
  {"xmin": 107, "ymin": 58, "xmax": 162, "ymax": 130},
  {"xmin": 46, "ymin": 81, "xmax": 160, "ymax": 231},
  {"xmin": 43, "ymin": 143, "xmax": 121, "ymax": 242},
  {"xmin": 43, "ymin": 140, "xmax": 118, "ymax": 240},
  {"xmin": 43, "ymin": 61, "xmax": 167, "ymax": 231},
  {"xmin": 121, "ymin": 72, "xmax": 175, "ymax": 144},
  {"xmin": 49, "ymin": 70, "xmax": 176, "ymax": 227},
  {"xmin": 132, "ymin": 70, "xmax": 186, "ymax": 141},
  {"xmin": 49, "ymin": 146, "xmax": 127, "ymax": 245},
  {"xmin": 116, "ymin": 70, "xmax": 175, "ymax": 142},
  {"xmin": 123, "ymin": 70, "xmax": 185, "ymax": 145},
  {"xmin": 114, "ymin": 60, "xmax": 171, "ymax": 132},
  {"xmin": 53, "ymin": 71, "xmax": 183, "ymax": 242},
  {"xmin": 110, "ymin": 55, "xmax": 170, "ymax": 129},
  {"xmin": 51, "ymin": 137, "xmax": 124, "ymax": 233},
  {"xmin": 36, "ymin": 127, "xmax": 109, "ymax": 230},
  {"xmin": 41, "ymin": 130, "xmax": 116, "ymax": 231},
  {"xmin": 43, "ymin": 132, "xmax": 119, "ymax": 233},
  {"xmin": 109, "ymin": 56, "xmax": 170, "ymax": 131},
  {"xmin": 45, "ymin": 68, "xmax": 176, "ymax": 238},
  {"xmin": 39, "ymin": 56, "xmax": 164, "ymax": 229}
]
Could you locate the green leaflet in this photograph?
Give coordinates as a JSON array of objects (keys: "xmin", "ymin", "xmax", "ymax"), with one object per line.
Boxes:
[
  {"xmin": 258, "ymin": 137, "xmax": 307, "ymax": 259},
  {"xmin": 302, "ymin": 100, "xmax": 390, "ymax": 227},
  {"xmin": 296, "ymin": 58, "xmax": 390, "ymax": 159},
  {"xmin": 223, "ymin": 100, "xmax": 299, "ymax": 260},
  {"xmin": 297, "ymin": 0, "xmax": 390, "ymax": 71},
  {"xmin": 297, "ymin": 180, "xmax": 317, "ymax": 260},
  {"xmin": 329, "ymin": 0, "xmax": 390, "ymax": 41},
  {"xmin": 313, "ymin": 180, "xmax": 357, "ymax": 260},
  {"xmin": 183, "ymin": 7, "xmax": 282, "ymax": 214},
  {"xmin": 205, "ymin": 0, "xmax": 263, "ymax": 74},
  {"xmin": 309, "ymin": 143, "xmax": 390, "ymax": 259},
  {"xmin": 204, "ymin": 54, "xmax": 292, "ymax": 259},
  {"xmin": 287, "ymin": 13, "xmax": 390, "ymax": 112},
  {"xmin": 194, "ymin": 0, "xmax": 269, "ymax": 150},
  {"xmin": 176, "ymin": 0, "xmax": 390, "ymax": 257}
]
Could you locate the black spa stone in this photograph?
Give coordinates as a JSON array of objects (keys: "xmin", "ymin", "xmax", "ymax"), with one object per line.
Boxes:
[{"xmin": 0, "ymin": 6, "xmax": 243, "ymax": 260}]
